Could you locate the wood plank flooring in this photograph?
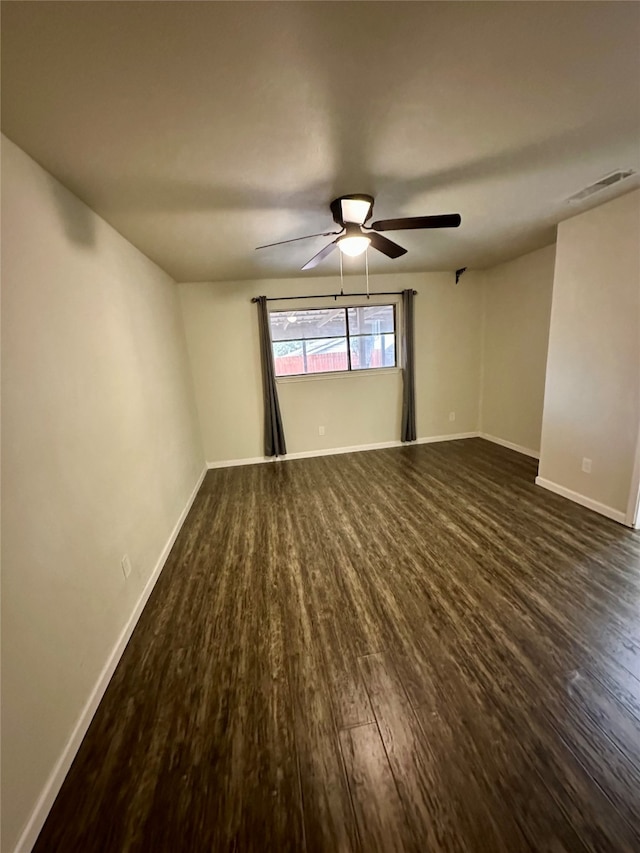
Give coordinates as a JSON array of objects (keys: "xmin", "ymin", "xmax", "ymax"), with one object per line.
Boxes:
[{"xmin": 33, "ymin": 438, "xmax": 640, "ymax": 852}]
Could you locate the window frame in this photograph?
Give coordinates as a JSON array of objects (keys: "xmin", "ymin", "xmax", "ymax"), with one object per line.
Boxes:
[{"xmin": 269, "ymin": 301, "xmax": 400, "ymax": 381}]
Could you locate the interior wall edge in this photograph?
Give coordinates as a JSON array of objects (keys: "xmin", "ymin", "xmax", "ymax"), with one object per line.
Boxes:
[
  {"xmin": 534, "ymin": 476, "xmax": 628, "ymax": 526},
  {"xmin": 478, "ymin": 269, "xmax": 488, "ymax": 434},
  {"xmin": 479, "ymin": 244, "xmax": 556, "ymax": 454},
  {"xmin": 480, "ymin": 433, "xmax": 540, "ymax": 460},
  {"xmin": 625, "ymin": 424, "xmax": 640, "ymax": 528},
  {"xmin": 11, "ymin": 465, "xmax": 208, "ymax": 853}
]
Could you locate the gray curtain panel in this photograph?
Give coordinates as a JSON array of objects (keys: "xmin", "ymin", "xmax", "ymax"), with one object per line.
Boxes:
[
  {"xmin": 256, "ymin": 296, "xmax": 287, "ymax": 457},
  {"xmin": 401, "ymin": 289, "xmax": 417, "ymax": 442}
]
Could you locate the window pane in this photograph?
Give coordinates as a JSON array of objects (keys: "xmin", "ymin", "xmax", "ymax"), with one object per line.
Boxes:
[
  {"xmin": 347, "ymin": 305, "xmax": 395, "ymax": 335},
  {"xmin": 306, "ymin": 338, "xmax": 348, "ymax": 373},
  {"xmin": 273, "ymin": 340, "xmax": 304, "ymax": 376},
  {"xmin": 273, "ymin": 338, "xmax": 348, "ymax": 376},
  {"xmin": 270, "ymin": 308, "xmax": 347, "ymax": 342},
  {"xmin": 349, "ymin": 334, "xmax": 396, "ymax": 369}
]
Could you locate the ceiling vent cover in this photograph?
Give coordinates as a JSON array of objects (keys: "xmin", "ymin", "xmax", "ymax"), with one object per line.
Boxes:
[{"xmin": 567, "ymin": 169, "xmax": 636, "ymax": 204}]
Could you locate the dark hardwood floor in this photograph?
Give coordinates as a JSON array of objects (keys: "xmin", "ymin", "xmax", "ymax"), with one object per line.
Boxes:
[{"xmin": 34, "ymin": 438, "xmax": 640, "ymax": 852}]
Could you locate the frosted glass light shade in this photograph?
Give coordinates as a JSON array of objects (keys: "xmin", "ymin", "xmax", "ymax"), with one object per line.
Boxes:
[
  {"xmin": 338, "ymin": 235, "xmax": 371, "ymax": 257},
  {"xmin": 341, "ymin": 198, "xmax": 373, "ymax": 225}
]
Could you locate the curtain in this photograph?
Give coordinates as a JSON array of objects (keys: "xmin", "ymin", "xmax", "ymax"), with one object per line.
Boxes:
[
  {"xmin": 256, "ymin": 296, "xmax": 287, "ymax": 457},
  {"xmin": 401, "ymin": 289, "xmax": 417, "ymax": 442}
]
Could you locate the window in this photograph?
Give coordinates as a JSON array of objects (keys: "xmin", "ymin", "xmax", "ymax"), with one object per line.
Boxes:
[{"xmin": 269, "ymin": 304, "xmax": 397, "ymax": 377}]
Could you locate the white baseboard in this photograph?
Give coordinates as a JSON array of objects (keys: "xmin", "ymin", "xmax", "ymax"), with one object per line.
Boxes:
[
  {"xmin": 207, "ymin": 432, "xmax": 480, "ymax": 468},
  {"xmin": 535, "ymin": 476, "xmax": 627, "ymax": 525},
  {"xmin": 14, "ymin": 465, "xmax": 207, "ymax": 853},
  {"xmin": 480, "ymin": 432, "xmax": 540, "ymax": 459},
  {"xmin": 279, "ymin": 439, "xmax": 404, "ymax": 460},
  {"xmin": 207, "ymin": 455, "xmax": 269, "ymax": 469},
  {"xmin": 415, "ymin": 431, "xmax": 479, "ymax": 447}
]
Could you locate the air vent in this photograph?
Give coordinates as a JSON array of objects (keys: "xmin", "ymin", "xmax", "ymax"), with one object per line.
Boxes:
[{"xmin": 567, "ymin": 170, "xmax": 636, "ymax": 204}]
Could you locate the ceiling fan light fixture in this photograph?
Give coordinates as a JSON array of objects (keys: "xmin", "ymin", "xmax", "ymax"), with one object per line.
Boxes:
[{"xmin": 338, "ymin": 234, "xmax": 371, "ymax": 257}]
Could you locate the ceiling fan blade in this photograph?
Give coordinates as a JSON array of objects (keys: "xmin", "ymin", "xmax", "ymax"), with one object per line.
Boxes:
[
  {"xmin": 371, "ymin": 214, "xmax": 462, "ymax": 232},
  {"xmin": 367, "ymin": 232, "xmax": 407, "ymax": 259},
  {"xmin": 301, "ymin": 240, "xmax": 338, "ymax": 270},
  {"xmin": 255, "ymin": 230, "xmax": 341, "ymax": 250}
]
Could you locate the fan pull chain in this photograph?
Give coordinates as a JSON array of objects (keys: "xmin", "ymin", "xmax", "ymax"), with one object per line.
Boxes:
[
  {"xmin": 339, "ymin": 250, "xmax": 344, "ymax": 296},
  {"xmin": 365, "ymin": 247, "xmax": 370, "ymax": 299}
]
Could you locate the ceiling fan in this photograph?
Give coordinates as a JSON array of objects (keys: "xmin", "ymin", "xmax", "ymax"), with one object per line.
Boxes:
[{"xmin": 256, "ymin": 194, "xmax": 461, "ymax": 270}]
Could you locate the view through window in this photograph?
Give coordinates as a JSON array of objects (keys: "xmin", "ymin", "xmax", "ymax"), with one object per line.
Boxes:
[{"xmin": 269, "ymin": 304, "xmax": 396, "ymax": 377}]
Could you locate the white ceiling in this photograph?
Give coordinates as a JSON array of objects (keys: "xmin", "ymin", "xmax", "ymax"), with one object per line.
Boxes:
[{"xmin": 2, "ymin": 1, "xmax": 639, "ymax": 282}]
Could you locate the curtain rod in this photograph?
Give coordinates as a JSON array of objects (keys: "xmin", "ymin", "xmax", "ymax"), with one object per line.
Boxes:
[{"xmin": 251, "ymin": 290, "xmax": 417, "ymax": 303}]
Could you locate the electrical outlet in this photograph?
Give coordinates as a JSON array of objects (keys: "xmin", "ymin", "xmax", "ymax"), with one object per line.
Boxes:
[
  {"xmin": 121, "ymin": 554, "xmax": 132, "ymax": 579},
  {"xmin": 582, "ymin": 457, "xmax": 592, "ymax": 474},
  {"xmin": 318, "ymin": 425, "xmax": 325, "ymax": 436},
  {"xmin": 449, "ymin": 412, "xmax": 456, "ymax": 422}
]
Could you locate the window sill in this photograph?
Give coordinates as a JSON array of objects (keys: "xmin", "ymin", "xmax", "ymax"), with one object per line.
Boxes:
[{"xmin": 276, "ymin": 367, "xmax": 401, "ymax": 384}]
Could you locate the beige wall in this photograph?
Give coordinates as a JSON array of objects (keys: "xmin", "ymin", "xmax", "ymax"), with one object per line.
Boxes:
[
  {"xmin": 481, "ymin": 245, "xmax": 556, "ymax": 454},
  {"xmin": 538, "ymin": 189, "xmax": 640, "ymax": 515},
  {"xmin": 2, "ymin": 124, "xmax": 638, "ymax": 853},
  {"xmin": 1, "ymin": 136, "xmax": 205, "ymax": 851},
  {"xmin": 178, "ymin": 271, "xmax": 484, "ymax": 462}
]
